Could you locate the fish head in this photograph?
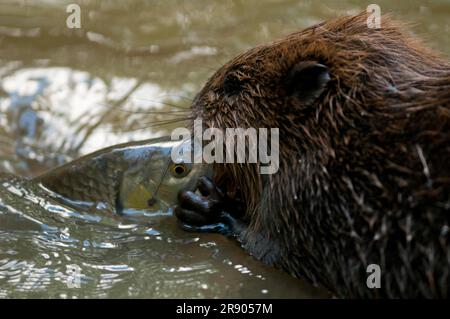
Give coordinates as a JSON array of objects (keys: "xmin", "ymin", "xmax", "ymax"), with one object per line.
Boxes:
[{"xmin": 119, "ymin": 139, "xmax": 211, "ymax": 215}]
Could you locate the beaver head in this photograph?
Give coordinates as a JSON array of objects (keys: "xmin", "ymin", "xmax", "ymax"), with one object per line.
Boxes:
[
  {"xmin": 187, "ymin": 12, "xmax": 450, "ymax": 297},
  {"xmin": 191, "ymin": 11, "xmax": 449, "ymax": 204}
]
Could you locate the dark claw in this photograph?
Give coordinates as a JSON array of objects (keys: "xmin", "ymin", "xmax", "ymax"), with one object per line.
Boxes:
[
  {"xmin": 174, "ymin": 205, "xmax": 215, "ymax": 225},
  {"xmin": 175, "ymin": 176, "xmax": 243, "ymax": 235},
  {"xmin": 197, "ymin": 176, "xmax": 220, "ymax": 197},
  {"xmin": 177, "ymin": 191, "xmax": 217, "ymax": 214}
]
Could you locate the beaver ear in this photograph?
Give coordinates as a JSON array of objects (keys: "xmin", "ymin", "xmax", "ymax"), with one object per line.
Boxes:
[{"xmin": 285, "ymin": 61, "xmax": 330, "ymax": 105}]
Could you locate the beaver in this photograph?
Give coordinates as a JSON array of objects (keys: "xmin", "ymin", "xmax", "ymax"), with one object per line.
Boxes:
[{"xmin": 174, "ymin": 12, "xmax": 450, "ymax": 298}]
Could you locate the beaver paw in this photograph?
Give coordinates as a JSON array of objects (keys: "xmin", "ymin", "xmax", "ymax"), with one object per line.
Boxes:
[{"xmin": 174, "ymin": 176, "xmax": 243, "ymax": 235}]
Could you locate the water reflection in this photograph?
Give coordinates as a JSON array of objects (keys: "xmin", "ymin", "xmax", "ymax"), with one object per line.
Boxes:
[
  {"xmin": 0, "ymin": 67, "xmax": 191, "ymax": 177},
  {"xmin": 0, "ymin": 174, "xmax": 326, "ymax": 298}
]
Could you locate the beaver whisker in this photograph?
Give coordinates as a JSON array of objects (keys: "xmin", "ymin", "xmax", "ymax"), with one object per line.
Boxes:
[
  {"xmin": 130, "ymin": 97, "xmax": 190, "ymax": 109},
  {"xmin": 147, "ymin": 94, "xmax": 194, "ymax": 102},
  {"xmin": 107, "ymin": 117, "xmax": 193, "ymax": 133},
  {"xmin": 116, "ymin": 108, "xmax": 191, "ymax": 115},
  {"xmin": 98, "ymin": 102, "xmax": 190, "ymax": 115}
]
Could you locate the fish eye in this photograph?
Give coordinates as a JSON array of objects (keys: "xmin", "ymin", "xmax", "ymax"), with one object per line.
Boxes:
[{"xmin": 170, "ymin": 163, "xmax": 191, "ymax": 178}]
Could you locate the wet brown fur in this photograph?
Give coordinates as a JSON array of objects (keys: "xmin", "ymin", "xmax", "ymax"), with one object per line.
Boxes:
[{"xmin": 190, "ymin": 12, "xmax": 450, "ymax": 298}]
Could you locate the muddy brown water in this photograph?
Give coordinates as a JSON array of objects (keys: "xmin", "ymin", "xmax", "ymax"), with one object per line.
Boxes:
[{"xmin": 0, "ymin": 0, "xmax": 449, "ymax": 298}]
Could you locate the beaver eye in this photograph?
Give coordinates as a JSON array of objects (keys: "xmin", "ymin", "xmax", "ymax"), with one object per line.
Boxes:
[
  {"xmin": 223, "ymin": 73, "xmax": 242, "ymax": 97},
  {"xmin": 170, "ymin": 163, "xmax": 191, "ymax": 178}
]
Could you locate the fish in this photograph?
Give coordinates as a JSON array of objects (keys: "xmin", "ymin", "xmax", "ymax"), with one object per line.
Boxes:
[{"xmin": 33, "ymin": 136, "xmax": 210, "ymax": 216}]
